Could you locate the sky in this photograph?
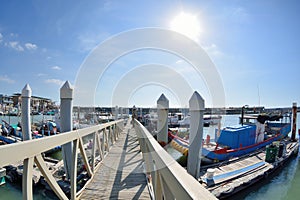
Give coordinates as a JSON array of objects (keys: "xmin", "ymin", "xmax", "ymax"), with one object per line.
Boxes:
[{"xmin": 0, "ymin": 0, "xmax": 299, "ymax": 108}]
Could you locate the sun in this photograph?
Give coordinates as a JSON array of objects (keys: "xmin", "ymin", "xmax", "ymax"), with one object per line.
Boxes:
[{"xmin": 170, "ymin": 12, "xmax": 201, "ymax": 42}]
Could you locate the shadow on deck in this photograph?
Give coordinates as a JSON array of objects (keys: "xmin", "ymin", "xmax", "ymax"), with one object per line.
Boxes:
[{"xmin": 79, "ymin": 123, "xmax": 150, "ymax": 199}]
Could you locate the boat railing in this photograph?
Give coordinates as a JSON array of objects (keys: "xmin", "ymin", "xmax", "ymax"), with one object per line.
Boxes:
[
  {"xmin": 133, "ymin": 119, "xmax": 217, "ymax": 200},
  {"xmin": 0, "ymin": 119, "xmax": 124, "ymax": 200}
]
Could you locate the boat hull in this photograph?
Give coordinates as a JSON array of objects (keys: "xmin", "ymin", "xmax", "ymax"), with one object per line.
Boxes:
[
  {"xmin": 204, "ymin": 123, "xmax": 291, "ymax": 162},
  {"xmin": 168, "ymin": 122, "xmax": 291, "ymax": 163}
]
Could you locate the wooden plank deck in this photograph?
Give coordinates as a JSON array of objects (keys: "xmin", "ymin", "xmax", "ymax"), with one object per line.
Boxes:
[{"xmin": 79, "ymin": 122, "xmax": 150, "ymax": 200}]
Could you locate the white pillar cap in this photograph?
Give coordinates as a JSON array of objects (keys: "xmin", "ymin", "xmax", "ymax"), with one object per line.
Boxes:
[
  {"xmin": 60, "ymin": 81, "xmax": 74, "ymax": 99},
  {"xmin": 157, "ymin": 93, "xmax": 169, "ymax": 109},
  {"xmin": 21, "ymin": 84, "xmax": 32, "ymax": 98},
  {"xmin": 189, "ymin": 91, "xmax": 205, "ymax": 111}
]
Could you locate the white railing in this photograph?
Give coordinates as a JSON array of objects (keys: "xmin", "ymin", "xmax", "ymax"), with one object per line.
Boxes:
[
  {"xmin": 134, "ymin": 119, "xmax": 217, "ymax": 200},
  {"xmin": 0, "ymin": 119, "xmax": 124, "ymax": 200}
]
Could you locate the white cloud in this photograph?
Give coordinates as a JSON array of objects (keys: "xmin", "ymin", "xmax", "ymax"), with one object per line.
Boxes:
[
  {"xmin": 0, "ymin": 33, "xmax": 3, "ymax": 43},
  {"xmin": 176, "ymin": 59, "xmax": 184, "ymax": 64},
  {"xmin": 77, "ymin": 31, "xmax": 110, "ymax": 52},
  {"xmin": 25, "ymin": 42, "xmax": 38, "ymax": 50},
  {"xmin": 203, "ymin": 43, "xmax": 223, "ymax": 57},
  {"xmin": 37, "ymin": 73, "xmax": 47, "ymax": 77},
  {"xmin": 224, "ymin": 6, "xmax": 250, "ymax": 24},
  {"xmin": 0, "ymin": 75, "xmax": 15, "ymax": 84},
  {"xmin": 7, "ymin": 41, "xmax": 24, "ymax": 51},
  {"xmin": 10, "ymin": 33, "xmax": 18, "ymax": 37},
  {"xmin": 45, "ymin": 79, "xmax": 64, "ymax": 86},
  {"xmin": 51, "ymin": 66, "xmax": 62, "ymax": 70}
]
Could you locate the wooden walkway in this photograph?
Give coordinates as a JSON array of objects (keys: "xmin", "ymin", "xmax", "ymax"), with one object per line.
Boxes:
[{"xmin": 79, "ymin": 122, "xmax": 150, "ymax": 200}]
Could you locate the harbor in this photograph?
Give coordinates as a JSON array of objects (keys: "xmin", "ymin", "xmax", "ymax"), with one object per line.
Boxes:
[
  {"xmin": 1, "ymin": 107, "xmax": 300, "ymax": 199},
  {"xmin": 1, "ymin": 1, "xmax": 300, "ymax": 199}
]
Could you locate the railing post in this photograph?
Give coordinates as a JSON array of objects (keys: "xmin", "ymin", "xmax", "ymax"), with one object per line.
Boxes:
[
  {"xmin": 91, "ymin": 132, "xmax": 96, "ymax": 172},
  {"xmin": 60, "ymin": 81, "xmax": 74, "ymax": 180},
  {"xmin": 105, "ymin": 128, "xmax": 110, "ymax": 151},
  {"xmin": 113, "ymin": 124, "xmax": 117, "ymax": 141},
  {"xmin": 187, "ymin": 91, "xmax": 204, "ymax": 178},
  {"xmin": 110, "ymin": 125, "xmax": 114, "ymax": 144},
  {"xmin": 97, "ymin": 130, "xmax": 104, "ymax": 160},
  {"xmin": 157, "ymin": 94, "xmax": 169, "ymax": 146},
  {"xmin": 132, "ymin": 105, "xmax": 137, "ymax": 127},
  {"xmin": 101, "ymin": 129, "xmax": 105, "ymax": 153},
  {"xmin": 21, "ymin": 84, "xmax": 33, "ymax": 200},
  {"xmin": 115, "ymin": 123, "xmax": 119, "ymax": 139}
]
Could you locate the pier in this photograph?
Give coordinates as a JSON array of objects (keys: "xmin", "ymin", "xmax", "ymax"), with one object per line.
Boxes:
[
  {"xmin": 0, "ymin": 82, "xmax": 217, "ymax": 200},
  {"xmin": 80, "ymin": 123, "xmax": 150, "ymax": 199},
  {"xmin": 79, "ymin": 122, "xmax": 150, "ymax": 199}
]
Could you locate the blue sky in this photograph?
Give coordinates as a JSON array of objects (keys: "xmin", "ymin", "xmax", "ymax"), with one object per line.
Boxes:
[{"xmin": 0, "ymin": 0, "xmax": 299, "ymax": 108}]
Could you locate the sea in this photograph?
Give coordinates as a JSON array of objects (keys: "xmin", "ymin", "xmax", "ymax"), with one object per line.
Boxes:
[{"xmin": 0, "ymin": 114, "xmax": 300, "ymax": 199}]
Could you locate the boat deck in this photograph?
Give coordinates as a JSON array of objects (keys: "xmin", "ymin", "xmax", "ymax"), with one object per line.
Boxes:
[{"xmin": 200, "ymin": 140, "xmax": 299, "ymax": 199}]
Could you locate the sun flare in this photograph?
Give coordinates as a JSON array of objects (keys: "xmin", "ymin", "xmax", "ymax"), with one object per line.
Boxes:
[{"xmin": 170, "ymin": 12, "xmax": 201, "ymax": 42}]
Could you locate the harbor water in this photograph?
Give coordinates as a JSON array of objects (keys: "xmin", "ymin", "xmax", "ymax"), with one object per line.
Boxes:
[{"xmin": 1, "ymin": 114, "xmax": 300, "ymax": 199}]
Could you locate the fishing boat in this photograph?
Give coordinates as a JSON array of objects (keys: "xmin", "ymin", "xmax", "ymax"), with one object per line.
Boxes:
[
  {"xmin": 169, "ymin": 113, "xmax": 291, "ymax": 164},
  {"xmin": 168, "ymin": 113, "xmax": 185, "ymax": 128},
  {"xmin": 0, "ymin": 120, "xmax": 61, "ymax": 154},
  {"xmin": 178, "ymin": 115, "xmax": 222, "ymax": 127},
  {"xmin": 199, "ymin": 139, "xmax": 299, "ymax": 199},
  {"xmin": 37, "ymin": 120, "xmax": 58, "ymax": 136}
]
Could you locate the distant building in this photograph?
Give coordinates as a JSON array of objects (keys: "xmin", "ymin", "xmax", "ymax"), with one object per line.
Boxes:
[
  {"xmin": 0, "ymin": 94, "xmax": 14, "ymax": 112},
  {"xmin": 11, "ymin": 93, "xmax": 56, "ymax": 113}
]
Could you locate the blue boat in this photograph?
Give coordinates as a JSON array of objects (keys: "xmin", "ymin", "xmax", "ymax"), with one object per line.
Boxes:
[{"xmin": 169, "ymin": 114, "xmax": 291, "ymax": 164}]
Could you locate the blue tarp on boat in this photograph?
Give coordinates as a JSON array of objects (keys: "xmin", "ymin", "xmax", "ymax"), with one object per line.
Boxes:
[{"xmin": 216, "ymin": 125, "xmax": 256, "ymax": 149}]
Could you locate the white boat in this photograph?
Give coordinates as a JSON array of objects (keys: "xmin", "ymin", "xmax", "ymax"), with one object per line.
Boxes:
[
  {"xmin": 203, "ymin": 115, "xmax": 222, "ymax": 126},
  {"xmin": 179, "ymin": 115, "xmax": 222, "ymax": 127}
]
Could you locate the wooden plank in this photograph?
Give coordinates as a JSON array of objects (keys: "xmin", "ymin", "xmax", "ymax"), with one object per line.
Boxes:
[{"xmin": 79, "ymin": 123, "xmax": 150, "ymax": 199}]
